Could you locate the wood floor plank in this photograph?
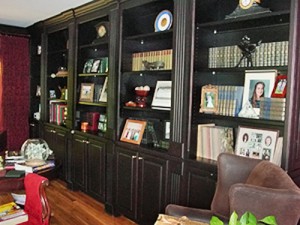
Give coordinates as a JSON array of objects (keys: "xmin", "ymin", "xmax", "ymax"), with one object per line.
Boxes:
[{"xmin": 46, "ymin": 179, "xmax": 137, "ymax": 225}]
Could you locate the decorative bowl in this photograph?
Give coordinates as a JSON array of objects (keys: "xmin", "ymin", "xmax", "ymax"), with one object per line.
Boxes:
[
  {"xmin": 135, "ymin": 90, "xmax": 149, "ymax": 97},
  {"xmin": 20, "ymin": 139, "xmax": 53, "ymax": 162}
]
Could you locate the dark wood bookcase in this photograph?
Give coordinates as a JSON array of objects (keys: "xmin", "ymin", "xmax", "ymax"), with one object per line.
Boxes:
[{"xmin": 29, "ymin": 0, "xmax": 300, "ymax": 224}]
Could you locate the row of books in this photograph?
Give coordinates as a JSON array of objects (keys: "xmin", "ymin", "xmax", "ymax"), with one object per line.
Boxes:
[
  {"xmin": 215, "ymin": 85, "xmax": 244, "ymax": 117},
  {"xmin": 196, "ymin": 124, "xmax": 234, "ymax": 161},
  {"xmin": 132, "ymin": 49, "xmax": 173, "ymax": 71},
  {"xmin": 259, "ymin": 97, "xmax": 286, "ymax": 121},
  {"xmin": 49, "ymin": 101, "xmax": 67, "ymax": 125},
  {"xmin": 208, "ymin": 41, "xmax": 289, "ymax": 68}
]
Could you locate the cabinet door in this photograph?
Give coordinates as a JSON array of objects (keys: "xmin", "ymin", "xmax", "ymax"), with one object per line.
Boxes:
[
  {"xmin": 87, "ymin": 139, "xmax": 106, "ymax": 201},
  {"xmin": 42, "ymin": 125, "xmax": 67, "ymax": 179},
  {"xmin": 137, "ymin": 153, "xmax": 168, "ymax": 225},
  {"xmin": 116, "ymin": 146, "xmax": 137, "ymax": 220},
  {"xmin": 72, "ymin": 134, "xmax": 87, "ymax": 190},
  {"xmin": 184, "ymin": 163, "xmax": 217, "ymax": 209}
]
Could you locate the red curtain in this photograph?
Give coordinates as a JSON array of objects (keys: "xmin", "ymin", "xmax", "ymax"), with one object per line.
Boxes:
[{"xmin": 0, "ymin": 35, "xmax": 30, "ymax": 151}]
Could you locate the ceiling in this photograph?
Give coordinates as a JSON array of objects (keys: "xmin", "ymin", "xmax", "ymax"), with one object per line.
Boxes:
[{"xmin": 0, "ymin": 0, "xmax": 94, "ymax": 28}]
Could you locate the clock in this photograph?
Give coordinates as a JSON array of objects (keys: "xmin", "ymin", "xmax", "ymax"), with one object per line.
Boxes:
[
  {"xmin": 95, "ymin": 22, "xmax": 109, "ymax": 39},
  {"xmin": 239, "ymin": 0, "xmax": 261, "ymax": 10}
]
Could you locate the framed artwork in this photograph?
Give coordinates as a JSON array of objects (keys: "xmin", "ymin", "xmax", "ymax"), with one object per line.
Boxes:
[
  {"xmin": 49, "ymin": 90, "xmax": 56, "ymax": 99},
  {"xmin": 199, "ymin": 84, "xmax": 218, "ymax": 114},
  {"xmin": 242, "ymin": 70, "xmax": 277, "ymax": 115},
  {"xmin": 90, "ymin": 59, "xmax": 101, "ymax": 73},
  {"xmin": 151, "ymin": 81, "xmax": 172, "ymax": 110},
  {"xmin": 83, "ymin": 59, "xmax": 94, "ymax": 73},
  {"xmin": 99, "ymin": 77, "xmax": 108, "ymax": 102},
  {"xmin": 79, "ymin": 83, "xmax": 94, "ymax": 102},
  {"xmin": 235, "ymin": 126, "xmax": 279, "ymax": 162},
  {"xmin": 164, "ymin": 121, "xmax": 171, "ymax": 140},
  {"xmin": 271, "ymin": 75, "xmax": 287, "ymax": 98},
  {"xmin": 120, "ymin": 119, "xmax": 147, "ymax": 145}
]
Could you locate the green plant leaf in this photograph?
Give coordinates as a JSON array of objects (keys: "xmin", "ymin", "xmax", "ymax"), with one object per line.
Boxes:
[
  {"xmin": 259, "ymin": 216, "xmax": 277, "ymax": 225},
  {"xmin": 239, "ymin": 212, "xmax": 249, "ymax": 225},
  {"xmin": 229, "ymin": 211, "xmax": 239, "ymax": 225},
  {"xmin": 248, "ymin": 212, "xmax": 258, "ymax": 224},
  {"xmin": 210, "ymin": 216, "xmax": 224, "ymax": 225}
]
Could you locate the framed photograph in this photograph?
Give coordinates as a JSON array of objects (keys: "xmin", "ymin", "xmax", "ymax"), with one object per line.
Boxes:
[
  {"xmin": 199, "ymin": 84, "xmax": 218, "ymax": 114},
  {"xmin": 271, "ymin": 75, "xmax": 287, "ymax": 98},
  {"xmin": 164, "ymin": 121, "xmax": 171, "ymax": 140},
  {"xmin": 49, "ymin": 90, "xmax": 56, "ymax": 99},
  {"xmin": 99, "ymin": 77, "xmax": 108, "ymax": 102},
  {"xmin": 242, "ymin": 70, "xmax": 277, "ymax": 115},
  {"xmin": 151, "ymin": 81, "xmax": 172, "ymax": 110},
  {"xmin": 83, "ymin": 59, "xmax": 94, "ymax": 73},
  {"xmin": 90, "ymin": 59, "xmax": 101, "ymax": 73},
  {"xmin": 79, "ymin": 83, "xmax": 94, "ymax": 102},
  {"xmin": 235, "ymin": 126, "xmax": 279, "ymax": 162},
  {"xmin": 120, "ymin": 119, "xmax": 147, "ymax": 145}
]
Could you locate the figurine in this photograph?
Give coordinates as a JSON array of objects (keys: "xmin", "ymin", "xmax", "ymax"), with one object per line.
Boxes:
[
  {"xmin": 142, "ymin": 60, "xmax": 165, "ymax": 70},
  {"xmin": 236, "ymin": 35, "xmax": 262, "ymax": 67}
]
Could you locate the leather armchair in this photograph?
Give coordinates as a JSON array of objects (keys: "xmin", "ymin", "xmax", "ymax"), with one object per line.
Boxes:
[{"xmin": 165, "ymin": 153, "xmax": 300, "ymax": 225}]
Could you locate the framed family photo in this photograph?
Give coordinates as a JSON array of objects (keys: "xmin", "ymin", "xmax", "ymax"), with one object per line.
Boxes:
[
  {"xmin": 151, "ymin": 81, "xmax": 172, "ymax": 110},
  {"xmin": 99, "ymin": 77, "xmax": 108, "ymax": 102},
  {"xmin": 271, "ymin": 75, "xmax": 287, "ymax": 98},
  {"xmin": 199, "ymin": 84, "xmax": 218, "ymax": 114},
  {"xmin": 120, "ymin": 119, "xmax": 147, "ymax": 145},
  {"xmin": 242, "ymin": 70, "xmax": 277, "ymax": 115},
  {"xmin": 235, "ymin": 126, "xmax": 279, "ymax": 162},
  {"xmin": 79, "ymin": 83, "xmax": 94, "ymax": 102}
]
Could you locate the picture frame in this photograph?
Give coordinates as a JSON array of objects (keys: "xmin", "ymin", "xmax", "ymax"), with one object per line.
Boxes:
[
  {"xmin": 90, "ymin": 59, "xmax": 101, "ymax": 73},
  {"xmin": 164, "ymin": 121, "xmax": 171, "ymax": 140},
  {"xmin": 242, "ymin": 70, "xmax": 277, "ymax": 115},
  {"xmin": 99, "ymin": 77, "xmax": 108, "ymax": 102},
  {"xmin": 83, "ymin": 59, "xmax": 94, "ymax": 73},
  {"xmin": 235, "ymin": 126, "xmax": 279, "ymax": 162},
  {"xmin": 199, "ymin": 84, "xmax": 218, "ymax": 114},
  {"xmin": 120, "ymin": 119, "xmax": 147, "ymax": 145},
  {"xmin": 271, "ymin": 75, "xmax": 287, "ymax": 98},
  {"xmin": 151, "ymin": 81, "xmax": 172, "ymax": 110},
  {"xmin": 79, "ymin": 83, "xmax": 94, "ymax": 102},
  {"xmin": 49, "ymin": 90, "xmax": 56, "ymax": 99}
]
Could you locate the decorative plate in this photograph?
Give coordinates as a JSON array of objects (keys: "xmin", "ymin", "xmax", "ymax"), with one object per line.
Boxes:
[{"xmin": 154, "ymin": 10, "xmax": 173, "ymax": 32}]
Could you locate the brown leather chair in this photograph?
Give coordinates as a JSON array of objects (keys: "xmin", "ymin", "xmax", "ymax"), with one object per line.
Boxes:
[{"xmin": 165, "ymin": 153, "xmax": 300, "ymax": 225}]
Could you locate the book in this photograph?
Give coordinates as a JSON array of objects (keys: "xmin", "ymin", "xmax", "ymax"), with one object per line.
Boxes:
[
  {"xmin": 0, "ymin": 202, "xmax": 28, "ymax": 225},
  {"xmin": 14, "ymin": 160, "xmax": 55, "ymax": 173},
  {"xmin": 4, "ymin": 170, "xmax": 25, "ymax": 178}
]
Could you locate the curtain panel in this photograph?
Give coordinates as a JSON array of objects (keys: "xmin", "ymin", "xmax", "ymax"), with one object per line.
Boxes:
[{"xmin": 0, "ymin": 35, "xmax": 30, "ymax": 151}]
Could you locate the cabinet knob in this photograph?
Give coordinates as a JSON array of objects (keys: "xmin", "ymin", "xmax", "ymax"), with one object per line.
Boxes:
[
  {"xmin": 138, "ymin": 157, "xmax": 143, "ymax": 160},
  {"xmin": 29, "ymin": 123, "xmax": 35, "ymax": 127},
  {"xmin": 71, "ymin": 130, "xmax": 75, "ymax": 134},
  {"xmin": 132, "ymin": 156, "xmax": 137, "ymax": 159},
  {"xmin": 85, "ymin": 141, "xmax": 90, "ymax": 144}
]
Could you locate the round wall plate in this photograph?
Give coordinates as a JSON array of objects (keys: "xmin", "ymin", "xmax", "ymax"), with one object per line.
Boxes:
[{"xmin": 154, "ymin": 10, "xmax": 173, "ymax": 32}]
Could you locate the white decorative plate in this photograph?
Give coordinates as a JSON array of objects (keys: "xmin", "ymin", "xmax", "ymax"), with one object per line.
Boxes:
[{"xmin": 154, "ymin": 10, "xmax": 173, "ymax": 32}]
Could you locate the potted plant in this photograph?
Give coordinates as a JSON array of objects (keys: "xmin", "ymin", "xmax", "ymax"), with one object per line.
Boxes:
[{"xmin": 210, "ymin": 211, "xmax": 277, "ymax": 225}]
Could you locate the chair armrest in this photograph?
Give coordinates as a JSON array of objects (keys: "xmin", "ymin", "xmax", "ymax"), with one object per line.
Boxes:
[
  {"xmin": 165, "ymin": 204, "xmax": 218, "ymax": 224},
  {"xmin": 229, "ymin": 183, "xmax": 300, "ymax": 225}
]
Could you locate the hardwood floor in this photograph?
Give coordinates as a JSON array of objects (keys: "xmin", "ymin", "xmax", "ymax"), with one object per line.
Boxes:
[{"xmin": 46, "ymin": 179, "xmax": 137, "ymax": 225}]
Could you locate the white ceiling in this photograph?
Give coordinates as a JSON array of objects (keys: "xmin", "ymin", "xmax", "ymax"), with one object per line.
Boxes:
[{"xmin": 0, "ymin": 0, "xmax": 94, "ymax": 28}]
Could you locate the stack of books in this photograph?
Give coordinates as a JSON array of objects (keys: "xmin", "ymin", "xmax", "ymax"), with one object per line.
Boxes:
[
  {"xmin": 259, "ymin": 97, "xmax": 286, "ymax": 121},
  {"xmin": 0, "ymin": 202, "xmax": 28, "ymax": 224},
  {"xmin": 14, "ymin": 160, "xmax": 55, "ymax": 173},
  {"xmin": 196, "ymin": 124, "xmax": 234, "ymax": 160},
  {"xmin": 215, "ymin": 85, "xmax": 244, "ymax": 117}
]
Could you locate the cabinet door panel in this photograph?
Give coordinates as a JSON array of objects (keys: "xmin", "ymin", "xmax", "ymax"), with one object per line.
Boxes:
[
  {"xmin": 185, "ymin": 165, "xmax": 216, "ymax": 209},
  {"xmin": 116, "ymin": 147, "xmax": 137, "ymax": 220},
  {"xmin": 138, "ymin": 154, "xmax": 167, "ymax": 224},
  {"xmin": 87, "ymin": 140, "xmax": 106, "ymax": 201},
  {"xmin": 72, "ymin": 135, "xmax": 87, "ymax": 190}
]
